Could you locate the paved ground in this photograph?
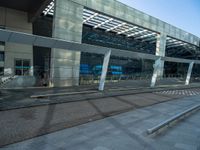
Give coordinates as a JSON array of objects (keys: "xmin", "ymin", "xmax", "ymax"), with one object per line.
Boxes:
[
  {"xmin": 1, "ymin": 95, "xmax": 200, "ymax": 150},
  {"xmin": 0, "ymin": 90, "xmax": 184, "ymax": 147},
  {"xmin": 1, "ymin": 81, "xmax": 200, "ymax": 147}
]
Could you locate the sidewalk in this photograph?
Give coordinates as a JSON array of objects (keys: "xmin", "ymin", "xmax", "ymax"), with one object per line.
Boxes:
[
  {"xmin": 0, "ymin": 90, "xmax": 188, "ymax": 147},
  {"xmin": 1, "ymin": 95, "xmax": 200, "ymax": 150}
]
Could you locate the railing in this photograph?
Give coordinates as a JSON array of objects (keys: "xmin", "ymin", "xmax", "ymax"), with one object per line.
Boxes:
[
  {"xmin": 0, "ymin": 68, "xmax": 193, "ymax": 87},
  {"xmin": 147, "ymin": 104, "xmax": 200, "ymax": 135},
  {"xmin": 79, "ymin": 73, "xmax": 186, "ymax": 85},
  {"xmin": 163, "ymin": 74, "xmax": 183, "ymax": 78},
  {"xmin": 79, "ymin": 73, "xmax": 153, "ymax": 85},
  {"xmin": 0, "ymin": 69, "xmax": 32, "ymax": 88}
]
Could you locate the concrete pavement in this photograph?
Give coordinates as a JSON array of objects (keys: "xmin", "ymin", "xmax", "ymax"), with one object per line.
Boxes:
[{"xmin": 1, "ymin": 95, "xmax": 200, "ymax": 150}]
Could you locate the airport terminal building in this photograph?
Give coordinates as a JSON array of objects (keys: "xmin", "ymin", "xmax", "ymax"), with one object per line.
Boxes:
[{"xmin": 0, "ymin": 0, "xmax": 199, "ymax": 89}]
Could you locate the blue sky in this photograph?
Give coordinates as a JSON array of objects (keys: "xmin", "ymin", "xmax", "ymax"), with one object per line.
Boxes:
[{"xmin": 118, "ymin": 0, "xmax": 200, "ymax": 37}]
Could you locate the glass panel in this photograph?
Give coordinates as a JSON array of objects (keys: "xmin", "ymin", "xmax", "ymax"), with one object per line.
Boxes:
[
  {"xmin": 15, "ymin": 59, "xmax": 22, "ymax": 67},
  {"xmin": 0, "ymin": 67, "xmax": 3, "ymax": 75},
  {"xmin": 0, "ymin": 51, "xmax": 4, "ymax": 61},
  {"xmin": 23, "ymin": 68, "xmax": 29, "ymax": 75},
  {"xmin": 23, "ymin": 60, "xmax": 30, "ymax": 67},
  {"xmin": 23, "ymin": 60, "xmax": 30, "ymax": 75},
  {"xmin": 15, "ymin": 69, "xmax": 22, "ymax": 75},
  {"xmin": 15, "ymin": 59, "xmax": 30, "ymax": 76}
]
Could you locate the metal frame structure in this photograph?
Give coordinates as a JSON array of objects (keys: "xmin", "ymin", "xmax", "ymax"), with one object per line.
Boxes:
[
  {"xmin": 0, "ymin": 29, "xmax": 199, "ymax": 90},
  {"xmin": 34, "ymin": 1, "xmax": 200, "ymax": 89}
]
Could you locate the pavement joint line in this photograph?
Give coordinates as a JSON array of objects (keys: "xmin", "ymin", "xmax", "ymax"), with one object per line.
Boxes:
[
  {"xmin": 30, "ymin": 90, "xmax": 98, "ymax": 98},
  {"xmin": 147, "ymin": 103, "xmax": 200, "ymax": 135},
  {"xmin": 114, "ymin": 96, "xmax": 138, "ymax": 108}
]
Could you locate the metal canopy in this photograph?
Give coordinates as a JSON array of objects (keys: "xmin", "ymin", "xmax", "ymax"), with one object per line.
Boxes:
[
  {"xmin": 166, "ymin": 36, "xmax": 197, "ymax": 50},
  {"xmin": 166, "ymin": 36, "xmax": 198, "ymax": 58},
  {"xmin": 166, "ymin": 37, "xmax": 188, "ymax": 48},
  {"xmin": 43, "ymin": 1, "xmax": 200, "ymax": 51},
  {"xmin": 41, "ymin": 1, "xmax": 199, "ymax": 62},
  {"xmin": 0, "ymin": 28, "xmax": 200, "ymax": 65},
  {"xmin": 43, "ymin": 1, "xmax": 157, "ymax": 43}
]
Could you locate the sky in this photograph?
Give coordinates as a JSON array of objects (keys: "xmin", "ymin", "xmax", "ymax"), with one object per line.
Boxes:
[{"xmin": 118, "ymin": 0, "xmax": 200, "ymax": 37}]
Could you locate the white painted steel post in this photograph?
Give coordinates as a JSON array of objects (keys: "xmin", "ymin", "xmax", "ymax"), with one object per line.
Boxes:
[
  {"xmin": 98, "ymin": 50, "xmax": 111, "ymax": 91},
  {"xmin": 185, "ymin": 62, "xmax": 194, "ymax": 85},
  {"xmin": 151, "ymin": 57, "xmax": 162, "ymax": 87}
]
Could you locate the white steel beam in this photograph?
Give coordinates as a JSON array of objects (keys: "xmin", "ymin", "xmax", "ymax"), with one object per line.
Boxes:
[
  {"xmin": 151, "ymin": 57, "xmax": 162, "ymax": 87},
  {"xmin": 99, "ymin": 50, "xmax": 111, "ymax": 91},
  {"xmin": 117, "ymin": 26, "xmax": 138, "ymax": 35},
  {"xmin": 106, "ymin": 23, "xmax": 126, "ymax": 32},
  {"xmin": 134, "ymin": 33, "xmax": 156, "ymax": 40},
  {"xmin": 185, "ymin": 62, "xmax": 194, "ymax": 85},
  {"xmin": 43, "ymin": 1, "xmax": 54, "ymax": 15},
  {"xmin": 94, "ymin": 18, "xmax": 114, "ymax": 29},
  {"xmin": 167, "ymin": 43, "xmax": 187, "ymax": 48},
  {"xmin": 127, "ymin": 30, "xmax": 147, "ymax": 37},
  {"xmin": 83, "ymin": 13, "xmax": 99, "ymax": 23}
]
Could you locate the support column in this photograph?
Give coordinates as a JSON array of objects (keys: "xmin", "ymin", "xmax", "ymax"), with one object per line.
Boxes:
[
  {"xmin": 50, "ymin": 0, "xmax": 83, "ymax": 87},
  {"xmin": 155, "ymin": 33, "xmax": 167, "ymax": 78},
  {"xmin": 151, "ymin": 57, "xmax": 161, "ymax": 87},
  {"xmin": 98, "ymin": 50, "xmax": 111, "ymax": 91},
  {"xmin": 150, "ymin": 33, "xmax": 167, "ymax": 87},
  {"xmin": 185, "ymin": 62, "xmax": 194, "ymax": 85}
]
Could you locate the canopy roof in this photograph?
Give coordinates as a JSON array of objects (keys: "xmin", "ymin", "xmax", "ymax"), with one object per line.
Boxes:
[{"xmin": 43, "ymin": 1, "xmax": 198, "ymax": 49}]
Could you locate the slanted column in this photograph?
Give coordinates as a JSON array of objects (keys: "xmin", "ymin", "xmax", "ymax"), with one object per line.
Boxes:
[
  {"xmin": 151, "ymin": 57, "xmax": 162, "ymax": 87},
  {"xmin": 99, "ymin": 50, "xmax": 111, "ymax": 91},
  {"xmin": 185, "ymin": 62, "xmax": 194, "ymax": 85},
  {"xmin": 150, "ymin": 34, "xmax": 167, "ymax": 87},
  {"xmin": 50, "ymin": 0, "xmax": 83, "ymax": 87}
]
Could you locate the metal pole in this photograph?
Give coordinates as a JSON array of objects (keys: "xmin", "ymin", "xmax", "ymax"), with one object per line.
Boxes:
[{"xmin": 98, "ymin": 50, "xmax": 111, "ymax": 91}]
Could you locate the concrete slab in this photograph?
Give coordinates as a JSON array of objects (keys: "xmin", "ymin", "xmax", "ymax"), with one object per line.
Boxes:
[{"xmin": 90, "ymin": 97, "xmax": 133, "ymax": 115}]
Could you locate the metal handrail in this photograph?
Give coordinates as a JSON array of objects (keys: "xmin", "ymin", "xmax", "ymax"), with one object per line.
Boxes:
[{"xmin": 147, "ymin": 103, "xmax": 200, "ymax": 135}]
